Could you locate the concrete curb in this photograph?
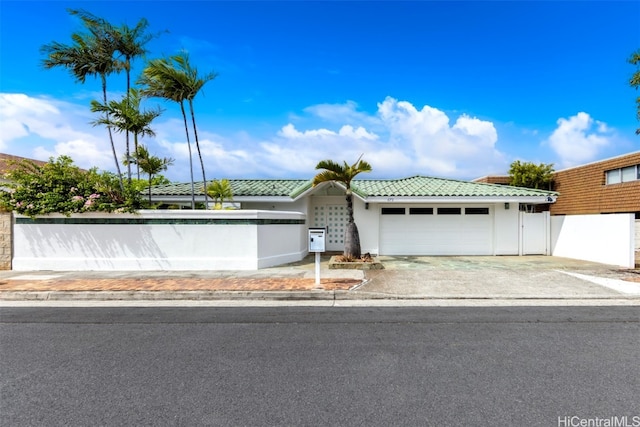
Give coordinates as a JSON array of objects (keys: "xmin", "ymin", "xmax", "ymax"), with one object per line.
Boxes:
[
  {"xmin": 0, "ymin": 290, "xmax": 338, "ymax": 301},
  {"xmin": 2, "ymin": 289, "xmax": 640, "ymax": 302}
]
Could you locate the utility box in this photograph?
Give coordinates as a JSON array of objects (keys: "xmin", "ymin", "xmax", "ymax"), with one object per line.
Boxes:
[{"xmin": 308, "ymin": 228, "xmax": 326, "ymax": 253}]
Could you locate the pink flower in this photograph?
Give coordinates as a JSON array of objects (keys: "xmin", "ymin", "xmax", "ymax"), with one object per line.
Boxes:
[{"xmin": 72, "ymin": 196, "xmax": 84, "ymax": 202}]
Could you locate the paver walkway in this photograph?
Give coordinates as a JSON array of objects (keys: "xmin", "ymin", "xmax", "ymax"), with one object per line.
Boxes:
[{"xmin": 0, "ymin": 277, "xmax": 360, "ymax": 292}]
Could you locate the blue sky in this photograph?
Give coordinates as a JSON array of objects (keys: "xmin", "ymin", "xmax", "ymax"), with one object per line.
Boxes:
[{"xmin": 1, "ymin": 1, "xmax": 639, "ymax": 182}]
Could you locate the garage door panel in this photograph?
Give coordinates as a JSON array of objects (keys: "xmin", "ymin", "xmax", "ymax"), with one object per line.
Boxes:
[{"xmin": 380, "ymin": 206, "xmax": 493, "ymax": 255}]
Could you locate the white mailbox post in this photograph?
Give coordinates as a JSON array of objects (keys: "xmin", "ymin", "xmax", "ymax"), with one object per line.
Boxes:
[{"xmin": 308, "ymin": 228, "xmax": 326, "ymax": 285}]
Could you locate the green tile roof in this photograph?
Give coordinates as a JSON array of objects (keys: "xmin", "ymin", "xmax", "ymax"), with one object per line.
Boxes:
[
  {"xmin": 149, "ymin": 176, "xmax": 557, "ymax": 199},
  {"xmin": 150, "ymin": 179, "xmax": 309, "ymax": 198},
  {"xmin": 353, "ymin": 176, "xmax": 557, "ymax": 197}
]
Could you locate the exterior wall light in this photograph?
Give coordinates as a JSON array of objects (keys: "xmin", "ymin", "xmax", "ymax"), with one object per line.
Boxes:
[{"xmin": 504, "ymin": 202, "xmax": 510, "ymax": 210}]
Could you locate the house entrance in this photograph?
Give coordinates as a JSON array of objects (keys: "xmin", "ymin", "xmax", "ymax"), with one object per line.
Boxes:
[{"xmin": 312, "ymin": 204, "xmax": 347, "ymax": 251}]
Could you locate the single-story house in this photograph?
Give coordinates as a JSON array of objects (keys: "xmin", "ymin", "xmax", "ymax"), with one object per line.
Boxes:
[{"xmin": 149, "ymin": 176, "xmax": 557, "ymax": 256}]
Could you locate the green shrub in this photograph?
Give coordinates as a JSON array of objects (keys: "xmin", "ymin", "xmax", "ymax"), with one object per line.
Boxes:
[{"xmin": 0, "ymin": 156, "xmax": 141, "ymax": 217}]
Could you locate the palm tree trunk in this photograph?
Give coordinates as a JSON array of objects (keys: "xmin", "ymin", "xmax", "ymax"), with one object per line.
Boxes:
[
  {"xmin": 134, "ymin": 132, "xmax": 140, "ymax": 180},
  {"xmin": 102, "ymin": 76, "xmax": 124, "ymax": 192},
  {"xmin": 180, "ymin": 102, "xmax": 196, "ymax": 209},
  {"xmin": 148, "ymin": 174, "xmax": 153, "ymax": 204},
  {"xmin": 125, "ymin": 69, "xmax": 132, "ymax": 185},
  {"xmin": 344, "ymin": 191, "xmax": 361, "ymax": 259},
  {"xmin": 188, "ymin": 99, "xmax": 209, "ymax": 205},
  {"xmin": 344, "ymin": 222, "xmax": 362, "ymax": 260}
]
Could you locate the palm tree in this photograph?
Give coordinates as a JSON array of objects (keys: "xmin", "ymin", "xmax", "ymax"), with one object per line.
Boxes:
[
  {"xmin": 172, "ymin": 51, "xmax": 218, "ymax": 202},
  {"xmin": 90, "ymin": 88, "xmax": 162, "ymax": 181},
  {"xmin": 206, "ymin": 179, "xmax": 233, "ymax": 209},
  {"xmin": 312, "ymin": 156, "xmax": 372, "ymax": 260},
  {"xmin": 128, "ymin": 145, "xmax": 174, "ymax": 204},
  {"xmin": 69, "ymin": 10, "xmax": 160, "ymax": 178},
  {"xmin": 139, "ymin": 56, "xmax": 197, "ymax": 208},
  {"xmin": 139, "ymin": 53, "xmax": 216, "ymax": 208},
  {"xmin": 41, "ymin": 10, "xmax": 124, "ymax": 191}
]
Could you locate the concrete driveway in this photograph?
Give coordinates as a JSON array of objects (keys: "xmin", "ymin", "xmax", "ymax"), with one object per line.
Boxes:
[{"xmin": 353, "ymin": 255, "xmax": 640, "ymax": 300}]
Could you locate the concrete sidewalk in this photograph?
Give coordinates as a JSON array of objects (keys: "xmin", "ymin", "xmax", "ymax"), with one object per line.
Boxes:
[{"xmin": 1, "ymin": 255, "xmax": 639, "ymax": 305}]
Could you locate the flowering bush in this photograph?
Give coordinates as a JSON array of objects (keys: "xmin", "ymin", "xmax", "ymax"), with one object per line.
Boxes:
[{"xmin": 0, "ymin": 156, "xmax": 141, "ymax": 217}]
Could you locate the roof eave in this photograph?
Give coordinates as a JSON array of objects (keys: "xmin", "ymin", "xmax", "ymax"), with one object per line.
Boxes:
[{"xmin": 365, "ymin": 196, "xmax": 556, "ymax": 204}]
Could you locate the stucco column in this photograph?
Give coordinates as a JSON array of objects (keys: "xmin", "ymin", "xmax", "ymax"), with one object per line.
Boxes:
[{"xmin": 0, "ymin": 211, "xmax": 12, "ymax": 270}]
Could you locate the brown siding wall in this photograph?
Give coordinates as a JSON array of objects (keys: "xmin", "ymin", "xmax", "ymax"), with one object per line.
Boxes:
[
  {"xmin": 474, "ymin": 175, "xmax": 511, "ymax": 185},
  {"xmin": 550, "ymin": 152, "xmax": 640, "ymax": 215}
]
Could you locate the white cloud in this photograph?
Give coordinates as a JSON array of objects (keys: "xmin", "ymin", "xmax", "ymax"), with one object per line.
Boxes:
[
  {"xmin": 278, "ymin": 123, "xmax": 378, "ymax": 141},
  {"xmin": 547, "ymin": 112, "xmax": 611, "ymax": 167},
  {"xmin": 376, "ymin": 96, "xmax": 505, "ymax": 176},
  {"xmin": 0, "ymin": 93, "xmax": 116, "ymax": 170},
  {"xmin": 0, "ymin": 92, "xmax": 516, "ymax": 181}
]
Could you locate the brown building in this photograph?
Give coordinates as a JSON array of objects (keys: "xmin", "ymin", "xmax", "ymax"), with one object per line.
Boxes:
[
  {"xmin": 475, "ymin": 151, "xmax": 640, "ymax": 217},
  {"xmin": 550, "ymin": 151, "xmax": 640, "ymax": 216}
]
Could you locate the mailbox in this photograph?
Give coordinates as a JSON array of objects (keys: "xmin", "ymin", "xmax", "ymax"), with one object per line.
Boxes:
[{"xmin": 308, "ymin": 228, "xmax": 326, "ymax": 252}]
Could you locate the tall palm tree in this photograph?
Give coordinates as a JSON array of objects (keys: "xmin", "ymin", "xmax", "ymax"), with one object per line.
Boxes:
[
  {"xmin": 139, "ymin": 57, "xmax": 197, "ymax": 208},
  {"xmin": 90, "ymin": 88, "xmax": 162, "ymax": 181},
  {"xmin": 69, "ymin": 9, "xmax": 160, "ymax": 181},
  {"xmin": 41, "ymin": 10, "xmax": 124, "ymax": 191},
  {"xmin": 206, "ymin": 179, "xmax": 233, "ymax": 209},
  {"xmin": 139, "ymin": 53, "xmax": 216, "ymax": 208},
  {"xmin": 312, "ymin": 156, "xmax": 372, "ymax": 259},
  {"xmin": 128, "ymin": 145, "xmax": 174, "ymax": 204},
  {"xmin": 171, "ymin": 51, "xmax": 217, "ymax": 201}
]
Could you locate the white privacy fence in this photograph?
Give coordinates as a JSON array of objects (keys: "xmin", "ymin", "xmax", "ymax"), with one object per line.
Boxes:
[{"xmin": 12, "ymin": 210, "xmax": 307, "ymax": 271}]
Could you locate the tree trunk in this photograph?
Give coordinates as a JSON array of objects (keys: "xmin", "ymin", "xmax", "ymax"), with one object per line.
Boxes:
[
  {"xmin": 344, "ymin": 222, "xmax": 362, "ymax": 260},
  {"xmin": 102, "ymin": 76, "xmax": 124, "ymax": 192},
  {"xmin": 125, "ymin": 65, "xmax": 132, "ymax": 185},
  {"xmin": 343, "ymin": 191, "xmax": 361, "ymax": 259},
  {"xmin": 180, "ymin": 102, "xmax": 196, "ymax": 209},
  {"xmin": 188, "ymin": 99, "xmax": 209, "ymax": 205}
]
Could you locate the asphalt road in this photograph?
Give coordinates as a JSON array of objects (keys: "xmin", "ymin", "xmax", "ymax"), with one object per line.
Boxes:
[{"xmin": 1, "ymin": 307, "xmax": 639, "ymax": 427}]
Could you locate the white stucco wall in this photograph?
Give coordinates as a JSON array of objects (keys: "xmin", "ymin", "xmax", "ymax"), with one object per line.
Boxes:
[
  {"xmin": 13, "ymin": 210, "xmax": 307, "ymax": 271},
  {"xmin": 551, "ymin": 213, "xmax": 635, "ymax": 268},
  {"xmin": 353, "ymin": 199, "xmax": 379, "ymax": 255},
  {"xmin": 493, "ymin": 203, "xmax": 520, "ymax": 255}
]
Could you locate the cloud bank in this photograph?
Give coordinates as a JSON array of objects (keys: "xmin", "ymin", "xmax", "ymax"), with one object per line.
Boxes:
[{"xmin": 0, "ymin": 92, "xmax": 621, "ymax": 182}]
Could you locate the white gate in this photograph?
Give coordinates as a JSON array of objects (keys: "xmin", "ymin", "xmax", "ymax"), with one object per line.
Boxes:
[{"xmin": 520, "ymin": 212, "xmax": 549, "ymax": 255}]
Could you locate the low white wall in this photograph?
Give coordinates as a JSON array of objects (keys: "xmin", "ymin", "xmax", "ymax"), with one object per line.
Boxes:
[
  {"xmin": 13, "ymin": 210, "xmax": 307, "ymax": 271},
  {"xmin": 551, "ymin": 213, "xmax": 635, "ymax": 268}
]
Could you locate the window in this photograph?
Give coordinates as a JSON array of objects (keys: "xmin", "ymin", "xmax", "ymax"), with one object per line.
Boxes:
[
  {"xmin": 437, "ymin": 207, "xmax": 461, "ymax": 215},
  {"xmin": 622, "ymin": 166, "xmax": 636, "ymax": 182},
  {"xmin": 606, "ymin": 169, "xmax": 621, "ymax": 184},
  {"xmin": 381, "ymin": 207, "xmax": 405, "ymax": 215},
  {"xmin": 465, "ymin": 207, "xmax": 489, "ymax": 215},
  {"xmin": 409, "ymin": 207, "xmax": 433, "ymax": 215},
  {"xmin": 605, "ymin": 164, "xmax": 639, "ymax": 184}
]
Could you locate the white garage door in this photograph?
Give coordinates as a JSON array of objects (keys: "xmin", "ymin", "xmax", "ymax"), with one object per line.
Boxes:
[{"xmin": 379, "ymin": 206, "xmax": 494, "ymax": 255}]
